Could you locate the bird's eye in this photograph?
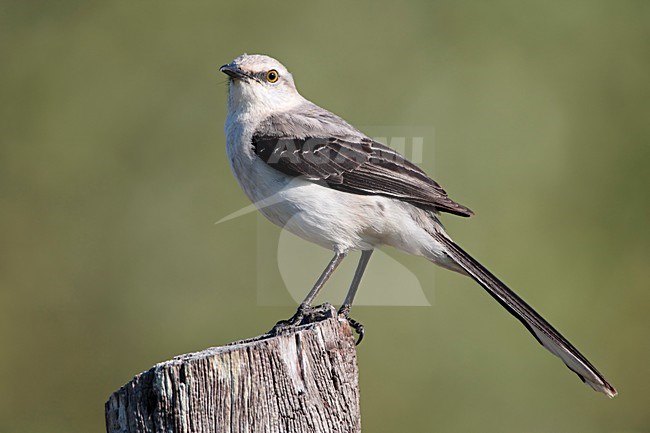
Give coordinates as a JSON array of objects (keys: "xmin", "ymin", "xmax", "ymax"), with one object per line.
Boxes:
[{"xmin": 266, "ymin": 69, "xmax": 279, "ymax": 83}]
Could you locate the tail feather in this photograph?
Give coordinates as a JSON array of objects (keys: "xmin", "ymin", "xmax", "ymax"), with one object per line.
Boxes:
[{"xmin": 434, "ymin": 232, "xmax": 617, "ymax": 398}]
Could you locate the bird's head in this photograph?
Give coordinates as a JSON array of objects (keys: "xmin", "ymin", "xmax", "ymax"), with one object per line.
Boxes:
[{"xmin": 220, "ymin": 54, "xmax": 301, "ymax": 114}]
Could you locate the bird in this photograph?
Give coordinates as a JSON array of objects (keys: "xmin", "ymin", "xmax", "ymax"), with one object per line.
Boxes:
[{"xmin": 219, "ymin": 53, "xmax": 617, "ymax": 398}]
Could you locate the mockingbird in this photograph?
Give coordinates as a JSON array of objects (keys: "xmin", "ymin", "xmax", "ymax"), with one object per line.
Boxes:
[{"xmin": 219, "ymin": 53, "xmax": 616, "ymax": 397}]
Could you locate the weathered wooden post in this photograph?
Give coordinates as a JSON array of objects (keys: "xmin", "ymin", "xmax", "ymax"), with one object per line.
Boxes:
[{"xmin": 105, "ymin": 305, "xmax": 361, "ymax": 433}]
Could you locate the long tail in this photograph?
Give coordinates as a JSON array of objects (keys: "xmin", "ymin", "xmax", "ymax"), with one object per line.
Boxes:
[{"xmin": 433, "ymin": 232, "xmax": 617, "ymax": 398}]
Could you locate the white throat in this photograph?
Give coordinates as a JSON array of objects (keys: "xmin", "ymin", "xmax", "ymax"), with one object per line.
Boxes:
[{"xmin": 227, "ymin": 80, "xmax": 304, "ymax": 119}]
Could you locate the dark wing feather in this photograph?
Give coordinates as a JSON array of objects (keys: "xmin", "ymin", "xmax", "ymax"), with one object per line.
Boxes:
[
  {"xmin": 252, "ymin": 106, "xmax": 472, "ymax": 216},
  {"xmin": 252, "ymin": 134, "xmax": 473, "ymax": 217}
]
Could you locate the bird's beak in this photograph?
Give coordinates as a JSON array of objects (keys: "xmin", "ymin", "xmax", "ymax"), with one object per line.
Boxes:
[{"xmin": 220, "ymin": 63, "xmax": 250, "ymax": 81}]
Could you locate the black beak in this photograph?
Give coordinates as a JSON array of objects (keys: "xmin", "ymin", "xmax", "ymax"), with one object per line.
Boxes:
[{"xmin": 220, "ymin": 64, "xmax": 250, "ymax": 81}]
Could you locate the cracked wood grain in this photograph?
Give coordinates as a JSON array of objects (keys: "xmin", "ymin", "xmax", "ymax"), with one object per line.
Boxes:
[{"xmin": 105, "ymin": 305, "xmax": 360, "ymax": 433}]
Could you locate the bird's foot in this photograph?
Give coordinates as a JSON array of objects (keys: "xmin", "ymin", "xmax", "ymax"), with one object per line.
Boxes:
[
  {"xmin": 269, "ymin": 303, "xmax": 334, "ymax": 337},
  {"xmin": 269, "ymin": 303, "xmax": 308, "ymax": 336},
  {"xmin": 338, "ymin": 304, "xmax": 365, "ymax": 345}
]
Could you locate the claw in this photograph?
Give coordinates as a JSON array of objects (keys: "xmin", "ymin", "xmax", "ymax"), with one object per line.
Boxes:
[
  {"xmin": 338, "ymin": 304, "xmax": 365, "ymax": 345},
  {"xmin": 347, "ymin": 317, "xmax": 365, "ymax": 345}
]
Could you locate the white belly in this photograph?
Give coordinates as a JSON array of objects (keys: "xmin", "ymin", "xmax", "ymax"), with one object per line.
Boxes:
[{"xmin": 234, "ymin": 155, "xmax": 372, "ymax": 250}]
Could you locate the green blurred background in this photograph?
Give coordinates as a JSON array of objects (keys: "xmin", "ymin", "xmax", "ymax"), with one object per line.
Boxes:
[{"xmin": 1, "ymin": 1, "xmax": 649, "ymax": 432}]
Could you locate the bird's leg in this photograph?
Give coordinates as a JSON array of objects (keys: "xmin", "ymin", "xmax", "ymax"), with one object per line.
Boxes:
[
  {"xmin": 270, "ymin": 251, "xmax": 347, "ymax": 335},
  {"xmin": 338, "ymin": 249, "xmax": 373, "ymax": 345}
]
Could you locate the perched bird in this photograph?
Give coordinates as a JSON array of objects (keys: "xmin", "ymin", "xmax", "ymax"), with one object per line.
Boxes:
[{"xmin": 220, "ymin": 53, "xmax": 616, "ymax": 397}]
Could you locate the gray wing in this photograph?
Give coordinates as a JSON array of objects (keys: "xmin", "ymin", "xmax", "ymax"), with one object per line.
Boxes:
[{"xmin": 252, "ymin": 104, "xmax": 473, "ymax": 217}]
